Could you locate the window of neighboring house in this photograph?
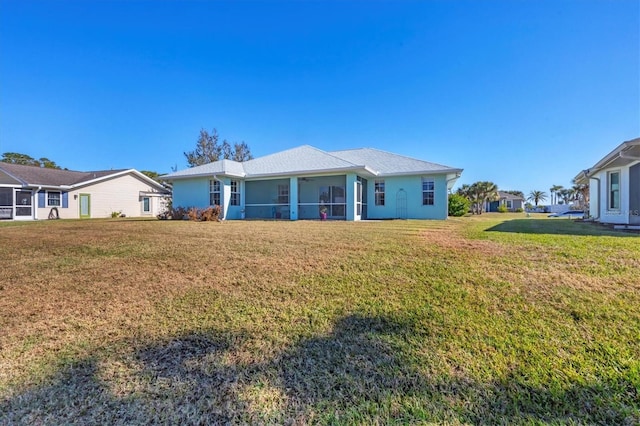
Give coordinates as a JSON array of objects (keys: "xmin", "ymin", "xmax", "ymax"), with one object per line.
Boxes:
[
  {"xmin": 374, "ymin": 180, "xmax": 385, "ymax": 206},
  {"xmin": 230, "ymin": 180, "xmax": 240, "ymax": 206},
  {"xmin": 506, "ymin": 200, "xmax": 512, "ymax": 209},
  {"xmin": 422, "ymin": 178, "xmax": 435, "ymax": 205},
  {"xmin": 142, "ymin": 197, "xmax": 151, "ymax": 213},
  {"xmin": 47, "ymin": 191, "xmax": 61, "ymax": 206},
  {"xmin": 608, "ymin": 171, "xmax": 620, "ymax": 210},
  {"xmin": 277, "ymin": 184, "xmax": 289, "ymax": 204},
  {"xmin": 210, "ymin": 180, "xmax": 221, "ymax": 206}
]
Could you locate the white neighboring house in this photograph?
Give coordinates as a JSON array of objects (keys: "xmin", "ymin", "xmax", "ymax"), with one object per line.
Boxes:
[
  {"xmin": 575, "ymin": 137, "xmax": 640, "ymax": 226},
  {"xmin": 0, "ymin": 163, "xmax": 171, "ymax": 220}
]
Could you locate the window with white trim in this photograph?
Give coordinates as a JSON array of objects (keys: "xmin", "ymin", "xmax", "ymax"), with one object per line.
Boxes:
[
  {"xmin": 506, "ymin": 200, "xmax": 512, "ymax": 209},
  {"xmin": 210, "ymin": 180, "xmax": 221, "ymax": 206},
  {"xmin": 142, "ymin": 197, "xmax": 151, "ymax": 213},
  {"xmin": 47, "ymin": 191, "xmax": 61, "ymax": 206},
  {"xmin": 608, "ymin": 171, "xmax": 620, "ymax": 210},
  {"xmin": 374, "ymin": 180, "xmax": 385, "ymax": 206},
  {"xmin": 422, "ymin": 178, "xmax": 435, "ymax": 205},
  {"xmin": 230, "ymin": 180, "xmax": 240, "ymax": 206},
  {"xmin": 277, "ymin": 184, "xmax": 289, "ymax": 204}
]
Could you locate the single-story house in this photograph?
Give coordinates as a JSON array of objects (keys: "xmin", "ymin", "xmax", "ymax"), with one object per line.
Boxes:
[
  {"xmin": 0, "ymin": 162, "xmax": 171, "ymax": 220},
  {"xmin": 486, "ymin": 191, "xmax": 525, "ymax": 212},
  {"xmin": 162, "ymin": 145, "xmax": 462, "ymax": 221},
  {"xmin": 574, "ymin": 137, "xmax": 640, "ymax": 226}
]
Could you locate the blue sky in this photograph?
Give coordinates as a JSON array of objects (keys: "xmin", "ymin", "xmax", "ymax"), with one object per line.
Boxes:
[{"xmin": 1, "ymin": 1, "xmax": 638, "ymax": 195}]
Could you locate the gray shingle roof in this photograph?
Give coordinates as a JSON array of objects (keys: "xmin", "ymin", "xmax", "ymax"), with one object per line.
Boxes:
[
  {"xmin": 330, "ymin": 148, "xmax": 460, "ymax": 175},
  {"xmin": 243, "ymin": 145, "xmax": 360, "ymax": 176},
  {"xmin": 0, "ymin": 162, "xmax": 128, "ymax": 186},
  {"xmin": 162, "ymin": 145, "xmax": 462, "ymax": 180}
]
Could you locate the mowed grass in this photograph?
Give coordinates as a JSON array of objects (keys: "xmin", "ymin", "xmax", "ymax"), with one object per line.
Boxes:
[{"xmin": 0, "ymin": 214, "xmax": 638, "ymax": 424}]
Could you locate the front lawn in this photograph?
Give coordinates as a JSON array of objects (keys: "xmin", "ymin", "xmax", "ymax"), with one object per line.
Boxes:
[{"xmin": 1, "ymin": 215, "xmax": 638, "ymax": 424}]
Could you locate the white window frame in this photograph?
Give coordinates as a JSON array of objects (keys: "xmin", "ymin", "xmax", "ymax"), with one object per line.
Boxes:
[
  {"xmin": 374, "ymin": 179, "xmax": 385, "ymax": 206},
  {"xmin": 210, "ymin": 180, "xmax": 221, "ymax": 206},
  {"xmin": 47, "ymin": 191, "xmax": 61, "ymax": 207},
  {"xmin": 506, "ymin": 200, "xmax": 512, "ymax": 209},
  {"xmin": 142, "ymin": 197, "xmax": 151, "ymax": 214},
  {"xmin": 230, "ymin": 180, "xmax": 240, "ymax": 206},
  {"xmin": 608, "ymin": 171, "xmax": 620, "ymax": 211},
  {"xmin": 422, "ymin": 178, "xmax": 435, "ymax": 206},
  {"xmin": 277, "ymin": 184, "xmax": 289, "ymax": 204}
]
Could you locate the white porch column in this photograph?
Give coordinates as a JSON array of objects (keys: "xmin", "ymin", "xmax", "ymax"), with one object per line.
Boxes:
[
  {"xmin": 289, "ymin": 177, "xmax": 298, "ymax": 220},
  {"xmin": 346, "ymin": 173, "xmax": 358, "ymax": 221}
]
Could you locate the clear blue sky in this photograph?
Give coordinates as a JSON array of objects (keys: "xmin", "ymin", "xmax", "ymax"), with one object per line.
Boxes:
[{"xmin": 1, "ymin": 1, "xmax": 638, "ymax": 195}]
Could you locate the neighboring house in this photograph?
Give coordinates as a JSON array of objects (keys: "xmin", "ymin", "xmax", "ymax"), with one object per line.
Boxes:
[
  {"xmin": 162, "ymin": 145, "xmax": 462, "ymax": 221},
  {"xmin": 0, "ymin": 163, "xmax": 170, "ymax": 220},
  {"xmin": 574, "ymin": 137, "xmax": 640, "ymax": 226},
  {"xmin": 486, "ymin": 191, "xmax": 525, "ymax": 212}
]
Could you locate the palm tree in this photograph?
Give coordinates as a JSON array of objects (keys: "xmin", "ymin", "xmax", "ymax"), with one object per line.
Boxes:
[
  {"xmin": 528, "ymin": 190, "xmax": 547, "ymax": 207},
  {"xmin": 457, "ymin": 181, "xmax": 499, "ymax": 214},
  {"xmin": 550, "ymin": 185, "xmax": 563, "ymax": 205}
]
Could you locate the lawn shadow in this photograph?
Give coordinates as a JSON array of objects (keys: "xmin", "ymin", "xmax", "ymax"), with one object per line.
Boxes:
[
  {"xmin": 486, "ymin": 219, "xmax": 639, "ymax": 237},
  {"xmin": 2, "ymin": 315, "xmax": 637, "ymax": 423}
]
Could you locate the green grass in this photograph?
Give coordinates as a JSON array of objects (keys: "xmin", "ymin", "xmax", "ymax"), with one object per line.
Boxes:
[{"xmin": 0, "ymin": 214, "xmax": 638, "ymax": 424}]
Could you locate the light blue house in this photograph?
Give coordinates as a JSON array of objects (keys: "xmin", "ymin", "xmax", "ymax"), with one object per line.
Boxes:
[{"xmin": 162, "ymin": 145, "xmax": 462, "ymax": 221}]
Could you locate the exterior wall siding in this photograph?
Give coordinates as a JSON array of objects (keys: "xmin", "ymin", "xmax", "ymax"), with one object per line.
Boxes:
[
  {"xmin": 593, "ymin": 161, "xmax": 638, "ymax": 225},
  {"xmin": 365, "ymin": 174, "xmax": 448, "ymax": 220},
  {"xmin": 35, "ymin": 174, "xmax": 168, "ymax": 219}
]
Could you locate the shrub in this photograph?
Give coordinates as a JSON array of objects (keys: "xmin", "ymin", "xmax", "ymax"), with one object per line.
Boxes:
[
  {"xmin": 181, "ymin": 206, "xmax": 221, "ymax": 222},
  {"xmin": 169, "ymin": 206, "xmax": 188, "ymax": 220},
  {"xmin": 497, "ymin": 205, "xmax": 508, "ymax": 213},
  {"xmin": 515, "ymin": 207, "xmax": 524, "ymax": 213},
  {"xmin": 110, "ymin": 211, "xmax": 122, "ymax": 218},
  {"xmin": 448, "ymin": 194, "xmax": 470, "ymax": 217}
]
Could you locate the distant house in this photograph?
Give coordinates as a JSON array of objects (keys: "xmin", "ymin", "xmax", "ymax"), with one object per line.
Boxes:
[
  {"xmin": 162, "ymin": 145, "xmax": 462, "ymax": 221},
  {"xmin": 574, "ymin": 137, "xmax": 640, "ymax": 226},
  {"xmin": 0, "ymin": 163, "xmax": 170, "ymax": 220},
  {"xmin": 486, "ymin": 191, "xmax": 525, "ymax": 212}
]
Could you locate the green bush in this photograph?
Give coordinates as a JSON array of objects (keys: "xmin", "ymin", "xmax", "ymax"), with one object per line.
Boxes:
[
  {"xmin": 497, "ymin": 205, "xmax": 508, "ymax": 213},
  {"xmin": 515, "ymin": 207, "xmax": 524, "ymax": 213},
  {"xmin": 448, "ymin": 194, "xmax": 470, "ymax": 217}
]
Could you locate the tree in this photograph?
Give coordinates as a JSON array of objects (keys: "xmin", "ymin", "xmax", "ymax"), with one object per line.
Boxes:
[
  {"xmin": 550, "ymin": 185, "xmax": 563, "ymax": 205},
  {"xmin": 503, "ymin": 190, "xmax": 525, "ymax": 199},
  {"xmin": 528, "ymin": 190, "xmax": 547, "ymax": 207},
  {"xmin": 1, "ymin": 152, "xmax": 61, "ymax": 169},
  {"xmin": 448, "ymin": 193, "xmax": 470, "ymax": 217},
  {"xmin": 184, "ymin": 128, "xmax": 253, "ymax": 167},
  {"xmin": 456, "ymin": 181, "xmax": 499, "ymax": 215},
  {"xmin": 557, "ymin": 188, "xmax": 572, "ymax": 205},
  {"xmin": 571, "ymin": 181, "xmax": 589, "ymax": 208}
]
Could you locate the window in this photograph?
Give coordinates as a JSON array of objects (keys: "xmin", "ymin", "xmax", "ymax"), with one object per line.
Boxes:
[
  {"xmin": 609, "ymin": 171, "xmax": 620, "ymax": 210},
  {"xmin": 230, "ymin": 180, "xmax": 240, "ymax": 206},
  {"xmin": 210, "ymin": 180, "xmax": 221, "ymax": 206},
  {"xmin": 374, "ymin": 180, "xmax": 385, "ymax": 206},
  {"xmin": 142, "ymin": 197, "xmax": 151, "ymax": 213},
  {"xmin": 47, "ymin": 191, "xmax": 61, "ymax": 206},
  {"xmin": 277, "ymin": 184, "xmax": 289, "ymax": 204},
  {"xmin": 422, "ymin": 178, "xmax": 435, "ymax": 205},
  {"xmin": 506, "ymin": 200, "xmax": 512, "ymax": 209}
]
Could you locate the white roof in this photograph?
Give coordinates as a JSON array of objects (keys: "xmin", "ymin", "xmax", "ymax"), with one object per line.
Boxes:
[
  {"xmin": 162, "ymin": 145, "xmax": 462, "ymax": 180},
  {"xmin": 330, "ymin": 147, "xmax": 460, "ymax": 176}
]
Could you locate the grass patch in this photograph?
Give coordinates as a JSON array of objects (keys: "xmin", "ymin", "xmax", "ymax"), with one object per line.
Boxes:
[{"xmin": 1, "ymin": 215, "xmax": 638, "ymax": 423}]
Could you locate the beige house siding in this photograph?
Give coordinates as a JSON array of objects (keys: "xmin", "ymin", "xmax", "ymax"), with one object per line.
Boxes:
[{"xmin": 35, "ymin": 173, "xmax": 168, "ymax": 219}]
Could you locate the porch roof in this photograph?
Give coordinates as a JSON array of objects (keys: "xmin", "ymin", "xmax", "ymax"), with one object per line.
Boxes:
[{"xmin": 574, "ymin": 137, "xmax": 640, "ymax": 183}]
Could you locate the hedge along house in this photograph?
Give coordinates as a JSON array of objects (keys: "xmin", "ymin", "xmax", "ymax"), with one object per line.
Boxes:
[
  {"xmin": 0, "ymin": 162, "xmax": 170, "ymax": 220},
  {"xmin": 163, "ymin": 145, "xmax": 462, "ymax": 221},
  {"xmin": 574, "ymin": 137, "xmax": 640, "ymax": 226}
]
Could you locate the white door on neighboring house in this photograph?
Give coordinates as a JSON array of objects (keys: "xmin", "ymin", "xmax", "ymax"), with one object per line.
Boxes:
[{"xmin": 14, "ymin": 190, "xmax": 33, "ymax": 220}]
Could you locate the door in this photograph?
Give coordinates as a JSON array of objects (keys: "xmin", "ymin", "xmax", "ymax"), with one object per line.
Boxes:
[
  {"xmin": 79, "ymin": 194, "xmax": 91, "ymax": 218},
  {"xmin": 14, "ymin": 190, "xmax": 33, "ymax": 220}
]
